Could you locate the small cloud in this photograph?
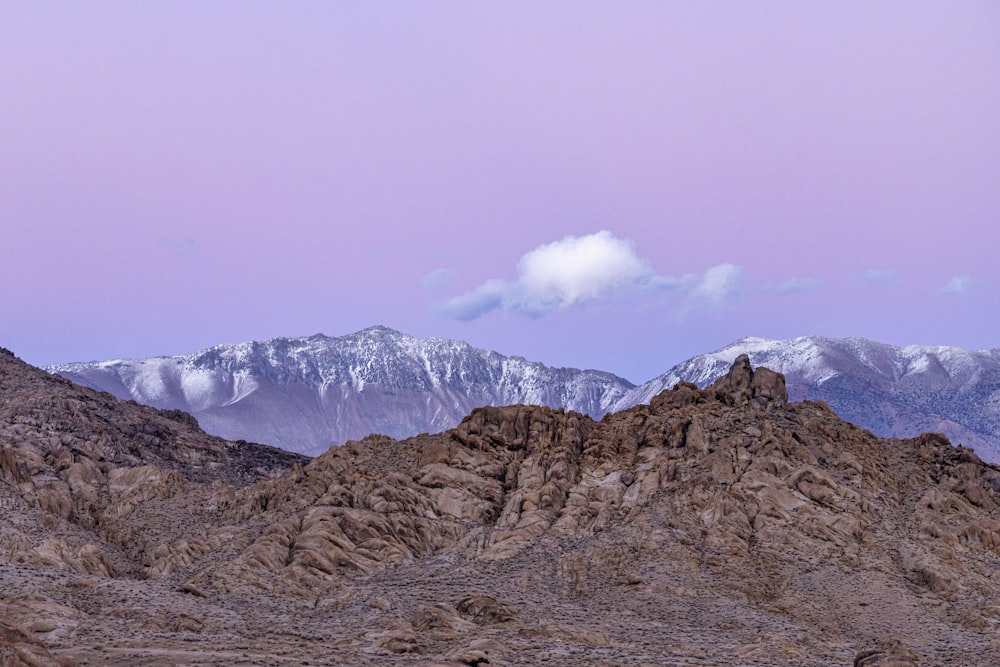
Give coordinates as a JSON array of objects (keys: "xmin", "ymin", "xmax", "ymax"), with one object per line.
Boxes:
[
  {"xmin": 856, "ymin": 269, "xmax": 896, "ymax": 286},
  {"xmin": 669, "ymin": 263, "xmax": 744, "ymax": 320},
  {"xmin": 934, "ymin": 275, "xmax": 974, "ymax": 296},
  {"xmin": 421, "ymin": 268, "xmax": 456, "ymax": 290},
  {"xmin": 439, "ymin": 231, "xmax": 739, "ymax": 320},
  {"xmin": 440, "ymin": 279, "xmax": 506, "ymax": 321},
  {"xmin": 684, "ymin": 263, "xmax": 744, "ymax": 308},
  {"xmin": 501, "ymin": 231, "xmax": 672, "ymax": 316},
  {"xmin": 765, "ymin": 277, "xmax": 820, "ymax": 296}
]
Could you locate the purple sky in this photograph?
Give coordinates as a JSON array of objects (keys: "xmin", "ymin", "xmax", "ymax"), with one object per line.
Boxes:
[{"xmin": 2, "ymin": 3, "xmax": 998, "ymax": 383}]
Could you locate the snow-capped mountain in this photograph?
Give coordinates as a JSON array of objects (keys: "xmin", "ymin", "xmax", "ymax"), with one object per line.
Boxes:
[
  {"xmin": 612, "ymin": 336, "xmax": 1000, "ymax": 463},
  {"xmin": 46, "ymin": 331, "xmax": 1000, "ymax": 463},
  {"xmin": 48, "ymin": 326, "xmax": 634, "ymax": 455}
]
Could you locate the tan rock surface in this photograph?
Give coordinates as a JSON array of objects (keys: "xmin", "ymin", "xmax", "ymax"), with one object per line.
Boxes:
[{"xmin": 2, "ymin": 346, "xmax": 999, "ymax": 665}]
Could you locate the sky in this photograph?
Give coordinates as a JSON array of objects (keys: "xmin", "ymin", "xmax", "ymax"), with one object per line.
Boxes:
[{"xmin": 2, "ymin": 3, "xmax": 998, "ymax": 384}]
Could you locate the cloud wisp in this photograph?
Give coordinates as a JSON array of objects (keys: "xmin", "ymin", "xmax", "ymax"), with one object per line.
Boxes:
[
  {"xmin": 934, "ymin": 275, "xmax": 975, "ymax": 297},
  {"xmin": 764, "ymin": 277, "xmax": 820, "ymax": 296},
  {"xmin": 856, "ymin": 269, "xmax": 897, "ymax": 286},
  {"xmin": 439, "ymin": 231, "xmax": 742, "ymax": 321},
  {"xmin": 420, "ymin": 268, "xmax": 457, "ymax": 291},
  {"xmin": 681, "ymin": 263, "xmax": 744, "ymax": 311}
]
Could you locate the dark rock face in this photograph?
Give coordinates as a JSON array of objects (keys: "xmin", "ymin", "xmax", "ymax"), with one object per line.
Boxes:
[
  {"xmin": 710, "ymin": 353, "xmax": 788, "ymax": 408},
  {"xmin": 2, "ymin": 353, "xmax": 999, "ymax": 665}
]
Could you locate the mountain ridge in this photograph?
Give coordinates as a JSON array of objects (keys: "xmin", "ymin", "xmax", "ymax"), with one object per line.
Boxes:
[
  {"xmin": 48, "ymin": 326, "xmax": 634, "ymax": 454},
  {"xmin": 47, "ymin": 330, "xmax": 1000, "ymax": 463}
]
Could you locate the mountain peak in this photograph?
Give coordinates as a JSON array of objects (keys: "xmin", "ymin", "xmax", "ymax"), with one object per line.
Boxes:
[{"xmin": 352, "ymin": 324, "xmax": 405, "ymax": 337}]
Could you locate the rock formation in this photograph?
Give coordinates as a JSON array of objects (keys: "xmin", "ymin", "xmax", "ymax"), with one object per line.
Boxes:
[
  {"xmin": 614, "ymin": 335, "xmax": 1000, "ymax": 463},
  {"xmin": 3, "ymin": 346, "xmax": 999, "ymax": 665}
]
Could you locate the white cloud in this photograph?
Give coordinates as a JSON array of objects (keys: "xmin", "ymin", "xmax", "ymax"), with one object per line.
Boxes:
[
  {"xmin": 439, "ymin": 231, "xmax": 740, "ymax": 320},
  {"xmin": 765, "ymin": 277, "xmax": 820, "ymax": 296},
  {"xmin": 673, "ymin": 263, "xmax": 744, "ymax": 318},
  {"xmin": 502, "ymin": 231, "xmax": 668, "ymax": 316},
  {"xmin": 934, "ymin": 275, "xmax": 974, "ymax": 296},
  {"xmin": 687, "ymin": 263, "xmax": 743, "ymax": 305}
]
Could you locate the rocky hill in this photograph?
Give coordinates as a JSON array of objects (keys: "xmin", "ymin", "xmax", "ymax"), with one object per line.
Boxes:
[
  {"xmin": 48, "ymin": 326, "xmax": 634, "ymax": 454},
  {"xmin": 613, "ymin": 336, "xmax": 1000, "ymax": 463},
  {"xmin": 3, "ymin": 349, "xmax": 999, "ymax": 665},
  {"xmin": 0, "ymin": 347, "xmax": 306, "ymax": 485},
  {"xmin": 0, "ymin": 346, "xmax": 307, "ymax": 665}
]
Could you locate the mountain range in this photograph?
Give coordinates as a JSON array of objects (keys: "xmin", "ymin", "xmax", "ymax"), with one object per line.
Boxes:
[
  {"xmin": 48, "ymin": 326, "xmax": 633, "ymax": 455},
  {"xmin": 4, "ymin": 346, "xmax": 999, "ymax": 665},
  {"xmin": 48, "ymin": 328, "xmax": 1000, "ymax": 463}
]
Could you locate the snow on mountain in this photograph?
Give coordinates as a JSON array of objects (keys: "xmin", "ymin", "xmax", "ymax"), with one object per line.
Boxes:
[
  {"xmin": 46, "ymin": 330, "xmax": 1000, "ymax": 463},
  {"xmin": 613, "ymin": 336, "xmax": 1000, "ymax": 463},
  {"xmin": 48, "ymin": 326, "xmax": 634, "ymax": 455}
]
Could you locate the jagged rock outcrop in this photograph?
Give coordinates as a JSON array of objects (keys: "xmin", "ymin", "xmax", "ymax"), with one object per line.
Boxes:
[
  {"xmin": 164, "ymin": 358, "xmax": 1000, "ymax": 663},
  {"xmin": 2, "ymin": 347, "xmax": 999, "ymax": 665},
  {"xmin": 613, "ymin": 335, "xmax": 1000, "ymax": 463},
  {"xmin": 709, "ymin": 352, "xmax": 788, "ymax": 408}
]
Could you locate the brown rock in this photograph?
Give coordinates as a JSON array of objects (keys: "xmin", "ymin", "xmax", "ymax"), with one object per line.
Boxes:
[
  {"xmin": 711, "ymin": 353, "xmax": 788, "ymax": 408},
  {"xmin": 855, "ymin": 640, "xmax": 921, "ymax": 666},
  {"xmin": 2, "ymin": 351, "xmax": 999, "ymax": 665},
  {"xmin": 455, "ymin": 595, "xmax": 516, "ymax": 625},
  {"xmin": 0, "ymin": 619, "xmax": 71, "ymax": 667}
]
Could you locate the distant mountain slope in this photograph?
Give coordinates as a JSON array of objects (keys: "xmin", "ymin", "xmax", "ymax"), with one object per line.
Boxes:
[
  {"xmin": 613, "ymin": 336, "xmax": 1000, "ymax": 462},
  {"xmin": 48, "ymin": 326, "xmax": 634, "ymax": 454}
]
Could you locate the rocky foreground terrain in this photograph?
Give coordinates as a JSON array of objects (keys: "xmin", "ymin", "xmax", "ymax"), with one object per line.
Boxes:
[{"xmin": 3, "ymin": 346, "xmax": 1000, "ymax": 665}]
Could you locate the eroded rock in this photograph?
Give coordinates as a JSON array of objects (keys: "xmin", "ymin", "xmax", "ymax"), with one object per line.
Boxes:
[{"xmin": 2, "ymin": 351, "xmax": 999, "ymax": 665}]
